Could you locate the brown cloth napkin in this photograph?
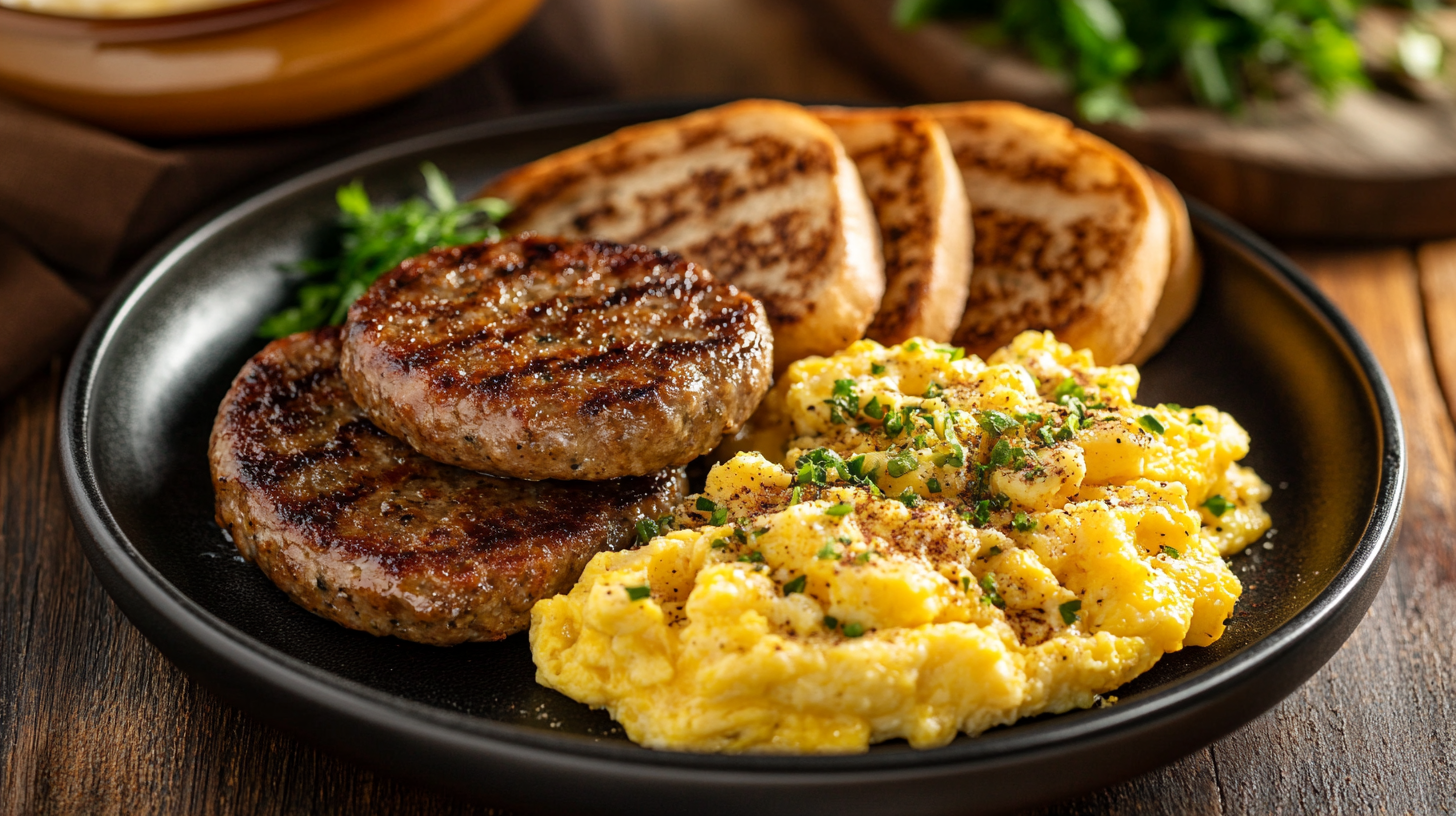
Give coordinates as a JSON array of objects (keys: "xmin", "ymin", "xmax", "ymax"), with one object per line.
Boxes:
[{"xmin": 0, "ymin": 0, "xmax": 616, "ymax": 398}]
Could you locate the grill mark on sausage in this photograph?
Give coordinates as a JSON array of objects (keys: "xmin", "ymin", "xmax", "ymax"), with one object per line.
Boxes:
[{"xmin": 340, "ymin": 236, "xmax": 773, "ymax": 480}]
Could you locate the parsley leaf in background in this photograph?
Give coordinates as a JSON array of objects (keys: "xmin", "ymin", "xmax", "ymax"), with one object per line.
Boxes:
[
  {"xmin": 257, "ymin": 162, "xmax": 511, "ymax": 339},
  {"xmin": 893, "ymin": 0, "xmax": 1378, "ymax": 122}
]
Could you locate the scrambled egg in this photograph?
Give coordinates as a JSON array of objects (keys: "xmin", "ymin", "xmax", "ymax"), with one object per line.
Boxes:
[{"xmin": 530, "ymin": 332, "xmax": 1272, "ymax": 753}]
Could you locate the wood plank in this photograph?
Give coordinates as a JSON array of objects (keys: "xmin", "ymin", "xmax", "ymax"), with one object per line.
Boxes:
[{"xmin": 1417, "ymin": 240, "xmax": 1456, "ymax": 433}]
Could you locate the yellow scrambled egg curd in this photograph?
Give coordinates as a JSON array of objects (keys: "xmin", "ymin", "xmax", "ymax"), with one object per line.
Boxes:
[
  {"xmin": 766, "ymin": 331, "xmax": 1270, "ymax": 557},
  {"xmin": 529, "ymin": 332, "xmax": 1270, "ymax": 754},
  {"xmin": 530, "ymin": 452, "xmax": 1242, "ymax": 753}
]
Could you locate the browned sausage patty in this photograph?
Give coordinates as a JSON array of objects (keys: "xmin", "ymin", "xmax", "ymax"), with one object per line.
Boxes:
[
  {"xmin": 339, "ymin": 236, "xmax": 773, "ymax": 480},
  {"xmin": 209, "ymin": 328, "xmax": 685, "ymax": 645}
]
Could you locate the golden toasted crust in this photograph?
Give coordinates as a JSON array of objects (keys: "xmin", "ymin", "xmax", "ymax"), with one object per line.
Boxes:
[
  {"xmin": 479, "ymin": 99, "xmax": 884, "ymax": 370},
  {"xmin": 920, "ymin": 101, "xmax": 1170, "ymax": 364},
  {"xmin": 1129, "ymin": 171, "xmax": 1202, "ymax": 365},
  {"xmin": 813, "ymin": 106, "xmax": 973, "ymax": 345}
]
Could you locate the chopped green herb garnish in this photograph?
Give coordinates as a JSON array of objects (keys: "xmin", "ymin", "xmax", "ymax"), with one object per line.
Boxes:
[
  {"xmin": 976, "ymin": 410, "xmax": 1021, "ymax": 436},
  {"xmin": 635, "ymin": 518, "xmax": 659, "ymax": 544},
  {"xmin": 864, "ymin": 396, "xmax": 885, "ymax": 420},
  {"xmin": 883, "ymin": 411, "xmax": 904, "ymax": 438},
  {"xmin": 842, "ymin": 622, "xmax": 865, "ymax": 638},
  {"xmin": 935, "ymin": 344, "xmax": 967, "ymax": 361},
  {"xmin": 927, "ymin": 478, "xmax": 942, "ymax": 493},
  {"xmin": 825, "ymin": 502, "xmax": 854, "ymax": 517},
  {"xmin": 887, "ymin": 449, "xmax": 919, "ymax": 478},
  {"xmin": 695, "ymin": 496, "xmax": 716, "ymax": 513},
  {"xmin": 738, "ymin": 550, "xmax": 766, "ymax": 563},
  {"xmin": 783, "ymin": 575, "xmax": 807, "ymax": 595},
  {"xmin": 979, "ymin": 574, "xmax": 1005, "ymax": 608},
  {"xmin": 871, "ymin": 363, "xmax": 887, "ymax": 375},
  {"xmin": 1137, "ymin": 414, "xmax": 1166, "ymax": 435},
  {"xmin": 986, "ymin": 545, "xmax": 1002, "ymax": 557},
  {"xmin": 962, "ymin": 575, "xmax": 972, "ymax": 592},
  {"xmin": 989, "ymin": 438, "xmax": 1014, "ymax": 469},
  {"xmin": 258, "ymin": 163, "xmax": 509, "ymax": 338},
  {"xmin": 1037, "ymin": 426, "xmax": 1057, "ymax": 446},
  {"xmin": 933, "ymin": 442, "xmax": 967, "ymax": 469},
  {"xmin": 1059, "ymin": 599, "xmax": 1082, "ymax": 624},
  {"xmin": 1162, "ymin": 545, "xmax": 1181, "ymax": 559},
  {"xmin": 895, "ymin": 488, "xmax": 920, "ymax": 508},
  {"xmin": 924, "ymin": 381, "xmax": 945, "ymax": 399},
  {"xmin": 1163, "ymin": 403, "xmax": 1184, "ymax": 412},
  {"xmin": 823, "ymin": 615, "xmax": 839, "ymax": 630},
  {"xmin": 1012, "ymin": 511, "xmax": 1037, "ymax": 532},
  {"xmin": 817, "ymin": 541, "xmax": 840, "ymax": 560},
  {"xmin": 789, "ymin": 485, "xmax": 802, "ymax": 506},
  {"xmin": 971, "ymin": 499, "xmax": 991, "ymax": 528},
  {"xmin": 710, "ymin": 538, "xmax": 729, "ymax": 549},
  {"xmin": 1190, "ymin": 415, "xmax": 1205, "ymax": 426},
  {"xmin": 625, "ymin": 585, "xmax": 651, "ymax": 602},
  {"xmin": 1203, "ymin": 494, "xmax": 1234, "ymax": 516},
  {"xmin": 1053, "ymin": 378, "xmax": 1086, "ymax": 404}
]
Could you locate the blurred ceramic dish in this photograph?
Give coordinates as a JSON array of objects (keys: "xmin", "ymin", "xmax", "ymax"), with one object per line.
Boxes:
[{"xmin": 0, "ymin": 0, "xmax": 542, "ymax": 136}]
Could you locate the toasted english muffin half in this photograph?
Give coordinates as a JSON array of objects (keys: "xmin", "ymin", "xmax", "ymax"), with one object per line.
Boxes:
[
  {"xmin": 812, "ymin": 106, "xmax": 972, "ymax": 345},
  {"xmin": 1128, "ymin": 171, "xmax": 1202, "ymax": 366},
  {"xmin": 479, "ymin": 99, "xmax": 884, "ymax": 371},
  {"xmin": 919, "ymin": 101, "xmax": 1170, "ymax": 364}
]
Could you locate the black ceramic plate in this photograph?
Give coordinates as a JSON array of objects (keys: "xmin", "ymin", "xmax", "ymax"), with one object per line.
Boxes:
[{"xmin": 61, "ymin": 102, "xmax": 1404, "ymax": 816}]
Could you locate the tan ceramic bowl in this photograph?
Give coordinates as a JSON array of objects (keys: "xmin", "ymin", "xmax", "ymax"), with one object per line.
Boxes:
[{"xmin": 0, "ymin": 0, "xmax": 542, "ymax": 136}]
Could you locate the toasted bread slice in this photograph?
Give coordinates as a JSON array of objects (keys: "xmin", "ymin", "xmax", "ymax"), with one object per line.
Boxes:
[
  {"xmin": 812, "ymin": 106, "xmax": 972, "ymax": 345},
  {"xmin": 920, "ymin": 101, "xmax": 1170, "ymax": 364},
  {"xmin": 479, "ymin": 100, "xmax": 884, "ymax": 370},
  {"xmin": 1128, "ymin": 171, "xmax": 1202, "ymax": 365}
]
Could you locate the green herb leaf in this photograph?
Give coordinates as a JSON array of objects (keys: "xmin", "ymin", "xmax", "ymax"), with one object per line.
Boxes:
[
  {"xmin": 1162, "ymin": 545, "xmax": 1181, "ymax": 559},
  {"xmin": 887, "ymin": 449, "xmax": 919, "ymax": 478},
  {"xmin": 635, "ymin": 518, "xmax": 659, "ymax": 544},
  {"xmin": 871, "ymin": 363, "xmax": 887, "ymax": 375},
  {"xmin": 980, "ymin": 573, "xmax": 1006, "ymax": 608},
  {"xmin": 842, "ymin": 622, "xmax": 865, "ymax": 638},
  {"xmin": 895, "ymin": 488, "xmax": 921, "ymax": 508},
  {"xmin": 738, "ymin": 550, "xmax": 766, "ymax": 563},
  {"xmin": 1059, "ymin": 599, "xmax": 1082, "ymax": 624},
  {"xmin": 825, "ymin": 502, "xmax": 854, "ymax": 517},
  {"xmin": 927, "ymin": 478, "xmax": 942, "ymax": 494},
  {"xmin": 625, "ymin": 585, "xmax": 651, "ymax": 602},
  {"xmin": 783, "ymin": 575, "xmax": 807, "ymax": 595},
  {"xmin": 259, "ymin": 163, "xmax": 510, "ymax": 338},
  {"xmin": 1137, "ymin": 414, "xmax": 1166, "ymax": 434},
  {"xmin": 976, "ymin": 409, "xmax": 1021, "ymax": 436},
  {"xmin": 789, "ymin": 485, "xmax": 802, "ymax": 506},
  {"xmin": 1012, "ymin": 511, "xmax": 1037, "ymax": 532},
  {"xmin": 817, "ymin": 541, "xmax": 839, "ymax": 560},
  {"xmin": 1203, "ymin": 494, "xmax": 1233, "ymax": 516}
]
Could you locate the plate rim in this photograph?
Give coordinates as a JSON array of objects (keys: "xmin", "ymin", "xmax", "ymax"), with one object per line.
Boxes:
[{"xmin": 58, "ymin": 100, "xmax": 1407, "ymax": 798}]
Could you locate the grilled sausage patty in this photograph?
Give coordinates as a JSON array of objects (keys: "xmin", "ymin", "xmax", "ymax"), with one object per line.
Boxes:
[
  {"xmin": 340, "ymin": 236, "xmax": 773, "ymax": 480},
  {"xmin": 209, "ymin": 329, "xmax": 685, "ymax": 645}
]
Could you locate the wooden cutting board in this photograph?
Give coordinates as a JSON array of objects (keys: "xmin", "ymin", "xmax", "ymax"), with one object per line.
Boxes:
[{"xmin": 808, "ymin": 0, "xmax": 1456, "ymax": 240}]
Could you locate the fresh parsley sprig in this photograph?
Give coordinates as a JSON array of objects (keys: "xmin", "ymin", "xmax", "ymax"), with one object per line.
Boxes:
[{"xmin": 257, "ymin": 162, "xmax": 510, "ymax": 339}]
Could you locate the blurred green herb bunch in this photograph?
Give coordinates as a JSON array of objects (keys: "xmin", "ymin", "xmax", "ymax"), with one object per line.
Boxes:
[
  {"xmin": 894, "ymin": 0, "xmax": 1453, "ymax": 122},
  {"xmin": 258, "ymin": 163, "xmax": 510, "ymax": 339}
]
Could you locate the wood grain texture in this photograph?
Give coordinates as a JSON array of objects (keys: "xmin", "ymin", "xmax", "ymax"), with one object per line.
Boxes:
[{"xmin": 1418, "ymin": 240, "xmax": 1456, "ymax": 432}]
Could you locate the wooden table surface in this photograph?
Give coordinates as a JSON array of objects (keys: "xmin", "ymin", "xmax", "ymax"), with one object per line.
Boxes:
[{"xmin": 4, "ymin": 1, "xmax": 1456, "ymax": 813}]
